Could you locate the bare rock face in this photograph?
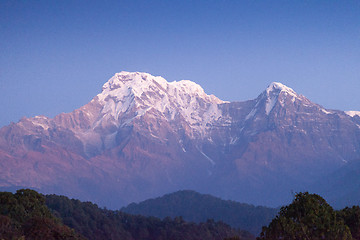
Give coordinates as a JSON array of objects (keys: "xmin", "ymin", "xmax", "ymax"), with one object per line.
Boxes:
[{"xmin": 1, "ymin": 72, "xmax": 360, "ymax": 208}]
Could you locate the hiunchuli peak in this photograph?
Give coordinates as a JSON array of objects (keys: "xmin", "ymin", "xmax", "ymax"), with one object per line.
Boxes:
[
  {"xmin": 265, "ymin": 82, "xmax": 298, "ymax": 98},
  {"xmin": 262, "ymin": 82, "xmax": 302, "ymax": 115}
]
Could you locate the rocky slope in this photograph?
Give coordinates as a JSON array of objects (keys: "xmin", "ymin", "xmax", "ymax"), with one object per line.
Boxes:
[{"xmin": 1, "ymin": 71, "xmax": 360, "ymax": 208}]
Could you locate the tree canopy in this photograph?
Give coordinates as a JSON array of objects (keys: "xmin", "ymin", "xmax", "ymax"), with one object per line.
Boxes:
[
  {"xmin": 258, "ymin": 192, "xmax": 352, "ymax": 240},
  {"xmin": 0, "ymin": 189, "xmax": 84, "ymax": 239},
  {"xmin": 46, "ymin": 194, "xmax": 254, "ymax": 240},
  {"xmin": 338, "ymin": 206, "xmax": 360, "ymax": 240}
]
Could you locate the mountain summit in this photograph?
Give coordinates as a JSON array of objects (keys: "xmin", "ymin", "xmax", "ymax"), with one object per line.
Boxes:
[
  {"xmin": 264, "ymin": 82, "xmax": 300, "ymax": 114},
  {"xmin": 1, "ymin": 72, "xmax": 360, "ymax": 208},
  {"xmin": 93, "ymin": 71, "xmax": 225, "ymax": 137}
]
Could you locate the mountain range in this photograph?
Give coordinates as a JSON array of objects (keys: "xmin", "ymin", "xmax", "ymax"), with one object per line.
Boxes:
[{"xmin": 1, "ymin": 71, "xmax": 360, "ymax": 208}]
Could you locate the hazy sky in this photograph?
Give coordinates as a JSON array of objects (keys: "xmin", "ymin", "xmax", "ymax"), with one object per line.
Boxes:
[{"xmin": 1, "ymin": 0, "xmax": 359, "ymax": 127}]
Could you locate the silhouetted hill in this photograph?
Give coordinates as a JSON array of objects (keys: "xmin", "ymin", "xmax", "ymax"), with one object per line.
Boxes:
[
  {"xmin": 45, "ymin": 193, "xmax": 254, "ymax": 240},
  {"xmin": 121, "ymin": 190, "xmax": 278, "ymax": 235}
]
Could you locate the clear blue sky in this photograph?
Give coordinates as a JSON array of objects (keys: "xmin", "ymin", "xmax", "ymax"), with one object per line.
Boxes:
[{"xmin": 1, "ymin": 0, "xmax": 359, "ymax": 127}]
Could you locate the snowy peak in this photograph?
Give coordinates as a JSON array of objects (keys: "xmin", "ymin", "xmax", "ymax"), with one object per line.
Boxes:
[
  {"xmin": 266, "ymin": 82, "xmax": 298, "ymax": 98},
  {"xmin": 245, "ymin": 82, "xmax": 307, "ymax": 119},
  {"xmin": 97, "ymin": 71, "xmax": 223, "ymax": 104},
  {"xmin": 98, "ymin": 71, "xmax": 168, "ymax": 102},
  {"xmin": 263, "ymin": 82, "xmax": 300, "ymax": 115},
  {"xmin": 92, "ymin": 71, "xmax": 227, "ymax": 136}
]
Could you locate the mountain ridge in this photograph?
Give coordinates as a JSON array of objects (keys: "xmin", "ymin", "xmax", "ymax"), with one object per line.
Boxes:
[{"xmin": 1, "ymin": 71, "xmax": 360, "ymax": 208}]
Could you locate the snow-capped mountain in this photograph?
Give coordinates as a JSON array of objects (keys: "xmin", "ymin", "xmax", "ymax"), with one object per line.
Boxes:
[
  {"xmin": 1, "ymin": 71, "xmax": 360, "ymax": 208},
  {"xmin": 95, "ymin": 72, "xmax": 225, "ymax": 129}
]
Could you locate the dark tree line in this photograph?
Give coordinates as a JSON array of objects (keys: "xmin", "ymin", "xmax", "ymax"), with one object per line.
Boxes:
[
  {"xmin": 122, "ymin": 190, "xmax": 277, "ymax": 235},
  {"xmin": 3, "ymin": 189, "xmax": 360, "ymax": 240},
  {"xmin": 45, "ymin": 194, "xmax": 254, "ymax": 240},
  {"xmin": 0, "ymin": 189, "xmax": 84, "ymax": 240},
  {"xmin": 0, "ymin": 189, "xmax": 254, "ymax": 240},
  {"xmin": 258, "ymin": 192, "xmax": 360, "ymax": 240}
]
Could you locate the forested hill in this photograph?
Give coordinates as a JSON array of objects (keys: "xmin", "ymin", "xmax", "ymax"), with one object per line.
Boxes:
[
  {"xmin": 45, "ymin": 193, "xmax": 254, "ymax": 240},
  {"xmin": 121, "ymin": 190, "xmax": 278, "ymax": 235},
  {"xmin": 0, "ymin": 189, "xmax": 85, "ymax": 239},
  {"xmin": 0, "ymin": 189, "xmax": 254, "ymax": 240}
]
